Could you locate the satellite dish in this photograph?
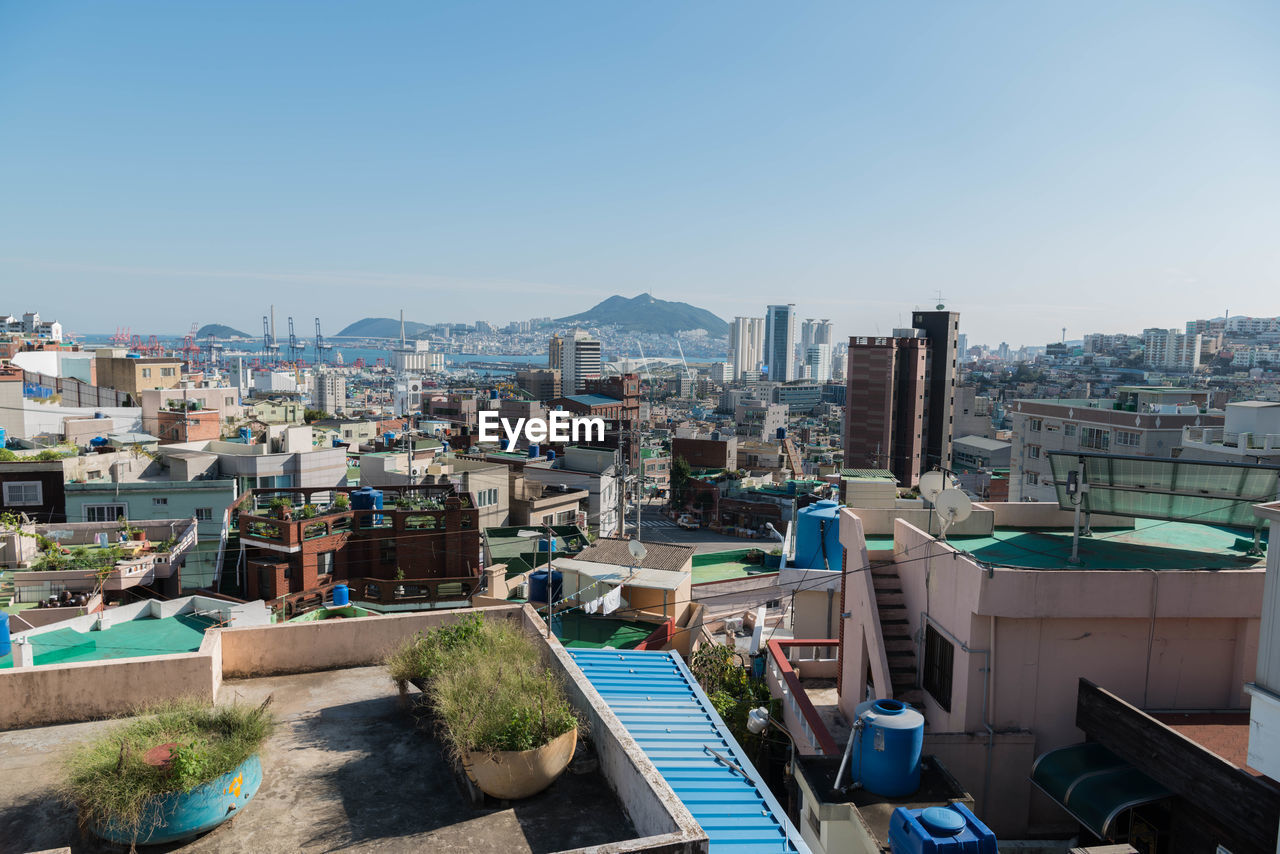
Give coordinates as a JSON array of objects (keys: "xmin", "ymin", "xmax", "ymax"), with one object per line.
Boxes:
[
  {"xmin": 918, "ymin": 471, "xmax": 947, "ymax": 503},
  {"xmin": 628, "ymin": 538, "xmax": 648, "ymax": 563},
  {"xmin": 934, "ymin": 489, "xmax": 973, "ymax": 540}
]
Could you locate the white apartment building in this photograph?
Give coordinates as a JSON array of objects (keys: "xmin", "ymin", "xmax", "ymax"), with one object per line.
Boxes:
[
  {"xmin": 314, "ymin": 371, "xmax": 346, "ymax": 415},
  {"xmin": 556, "ymin": 329, "xmax": 602, "ymax": 395},
  {"xmin": 389, "ymin": 340, "xmax": 433, "ymax": 372},
  {"xmin": 2, "ymin": 312, "xmax": 62, "ymax": 341},
  {"xmin": 729, "ymin": 316, "xmax": 765, "ymax": 380},
  {"xmin": 1143, "ymin": 327, "xmax": 1202, "ymax": 371},
  {"xmin": 1008, "ymin": 388, "xmax": 1219, "ymax": 502}
]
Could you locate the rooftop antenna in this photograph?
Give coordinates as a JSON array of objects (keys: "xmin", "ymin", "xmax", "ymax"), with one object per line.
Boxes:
[{"xmin": 934, "ymin": 290, "xmax": 947, "ymax": 310}]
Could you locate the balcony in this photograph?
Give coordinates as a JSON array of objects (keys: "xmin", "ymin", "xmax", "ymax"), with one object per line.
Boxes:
[{"xmin": 764, "ymin": 638, "xmax": 843, "ymax": 756}]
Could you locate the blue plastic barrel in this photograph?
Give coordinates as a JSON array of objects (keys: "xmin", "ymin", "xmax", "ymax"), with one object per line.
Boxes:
[
  {"xmin": 888, "ymin": 803, "xmax": 996, "ymax": 854},
  {"xmin": 332, "ymin": 584, "xmax": 350, "ymax": 607},
  {"xmin": 383, "ymin": 432, "xmax": 396, "ymax": 446},
  {"xmin": 528, "ymin": 444, "xmax": 540, "ymax": 458},
  {"xmin": 0, "ymin": 612, "xmax": 10, "ymax": 658},
  {"xmin": 855, "ymin": 699, "xmax": 925, "ymax": 797},
  {"xmin": 546, "ymin": 449, "xmax": 556, "ymax": 461},
  {"xmin": 777, "ymin": 426, "xmax": 787, "ymax": 440},
  {"xmin": 239, "ymin": 427, "xmax": 252, "ymax": 442}
]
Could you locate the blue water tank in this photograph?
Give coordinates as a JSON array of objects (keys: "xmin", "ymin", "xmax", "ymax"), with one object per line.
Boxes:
[
  {"xmin": 332, "ymin": 437, "xmax": 343, "ymax": 447},
  {"xmin": 0, "ymin": 612, "xmax": 9, "ymax": 659},
  {"xmin": 94, "ymin": 411, "xmax": 106, "ymax": 419},
  {"xmin": 332, "ymin": 584, "xmax": 350, "ymax": 607},
  {"xmin": 90, "ymin": 436, "xmax": 108, "ymax": 448},
  {"xmin": 535, "ymin": 536, "xmax": 559, "ymax": 552},
  {"xmin": 777, "ymin": 426, "xmax": 787, "ymax": 440},
  {"xmin": 350, "ymin": 487, "xmax": 383, "ymax": 510},
  {"xmin": 528, "ymin": 444, "xmax": 540, "ymax": 458},
  {"xmin": 888, "ymin": 803, "xmax": 996, "ymax": 854},
  {"xmin": 854, "ymin": 699, "xmax": 925, "ymax": 797},
  {"xmin": 794, "ymin": 499, "xmax": 843, "ymax": 570},
  {"xmin": 500, "ymin": 438, "xmax": 509, "ymax": 450},
  {"xmin": 528, "ymin": 569, "xmax": 563, "ymax": 604},
  {"xmin": 383, "ymin": 431, "xmax": 396, "ymax": 446},
  {"xmin": 490, "ymin": 389, "xmax": 499, "ymax": 399},
  {"xmin": 238, "ymin": 427, "xmax": 252, "ymax": 442}
]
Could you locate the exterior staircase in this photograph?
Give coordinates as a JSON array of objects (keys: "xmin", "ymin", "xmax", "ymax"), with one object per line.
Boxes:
[
  {"xmin": 782, "ymin": 437, "xmax": 805, "ymax": 479},
  {"xmin": 871, "ymin": 562, "xmax": 924, "ymax": 706}
]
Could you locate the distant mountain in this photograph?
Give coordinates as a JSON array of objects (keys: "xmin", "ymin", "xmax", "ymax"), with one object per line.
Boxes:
[
  {"xmin": 556, "ymin": 294, "xmax": 728, "ymax": 336},
  {"xmin": 336, "ymin": 317, "xmax": 431, "ymax": 338},
  {"xmin": 196, "ymin": 324, "xmax": 252, "ymax": 339}
]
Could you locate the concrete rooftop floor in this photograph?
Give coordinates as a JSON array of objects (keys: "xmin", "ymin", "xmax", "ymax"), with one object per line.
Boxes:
[{"xmin": 0, "ymin": 666, "xmax": 636, "ymax": 853}]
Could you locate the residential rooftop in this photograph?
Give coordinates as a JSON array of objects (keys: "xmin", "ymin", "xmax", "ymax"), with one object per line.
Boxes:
[
  {"xmin": 934, "ymin": 519, "xmax": 1267, "ymax": 571},
  {"xmin": 690, "ymin": 549, "xmax": 778, "ymax": 584},
  {"xmin": 0, "ymin": 613, "xmax": 215, "ymax": 669},
  {"xmin": 0, "ymin": 666, "xmax": 639, "ymax": 853},
  {"xmin": 576, "ymin": 536, "xmax": 694, "ymax": 572}
]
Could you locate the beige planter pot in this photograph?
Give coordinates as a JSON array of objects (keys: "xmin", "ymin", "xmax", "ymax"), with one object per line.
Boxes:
[{"xmin": 462, "ymin": 727, "xmax": 577, "ymax": 800}]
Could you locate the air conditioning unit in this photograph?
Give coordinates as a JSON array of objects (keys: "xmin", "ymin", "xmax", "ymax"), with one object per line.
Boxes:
[
  {"xmin": 411, "ymin": 467, "xmax": 421, "ymax": 476},
  {"xmin": 514, "ymin": 582, "xmax": 528, "ymax": 599}
]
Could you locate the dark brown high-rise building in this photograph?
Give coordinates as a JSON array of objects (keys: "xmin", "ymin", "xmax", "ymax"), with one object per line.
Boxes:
[
  {"xmin": 844, "ymin": 334, "xmax": 929, "ymax": 486},
  {"xmin": 911, "ymin": 309, "xmax": 960, "ymax": 473}
]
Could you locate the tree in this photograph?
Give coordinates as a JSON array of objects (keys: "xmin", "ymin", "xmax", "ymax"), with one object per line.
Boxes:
[
  {"xmin": 670, "ymin": 455, "xmax": 692, "ymax": 506},
  {"xmin": 304, "ymin": 408, "xmax": 331, "ymax": 424}
]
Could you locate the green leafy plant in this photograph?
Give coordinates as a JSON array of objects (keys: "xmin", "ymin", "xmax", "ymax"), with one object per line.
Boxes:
[
  {"xmin": 299, "ymin": 504, "xmax": 318, "ymax": 519},
  {"xmin": 59, "ymin": 699, "xmax": 274, "ymax": 838},
  {"xmin": 332, "ymin": 493, "xmax": 350, "ymax": 510}
]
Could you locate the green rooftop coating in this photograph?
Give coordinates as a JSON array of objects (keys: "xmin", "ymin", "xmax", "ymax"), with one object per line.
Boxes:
[
  {"xmin": 0, "ymin": 613, "xmax": 217, "ymax": 669},
  {"xmin": 555, "ymin": 612, "xmax": 655, "ymax": 649},
  {"xmin": 690, "ymin": 549, "xmax": 779, "ymax": 583},
  {"xmin": 885, "ymin": 519, "xmax": 1267, "ymax": 571}
]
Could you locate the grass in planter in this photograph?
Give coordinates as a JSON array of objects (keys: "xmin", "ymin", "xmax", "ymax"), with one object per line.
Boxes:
[
  {"xmin": 59, "ymin": 699, "xmax": 274, "ymax": 836},
  {"xmin": 385, "ymin": 614, "xmax": 579, "ymax": 759},
  {"xmin": 385, "ymin": 612, "xmax": 536, "ymax": 689}
]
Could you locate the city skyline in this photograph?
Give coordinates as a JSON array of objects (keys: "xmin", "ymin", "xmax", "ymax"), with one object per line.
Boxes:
[{"xmin": 2, "ymin": 2, "xmax": 1278, "ymax": 345}]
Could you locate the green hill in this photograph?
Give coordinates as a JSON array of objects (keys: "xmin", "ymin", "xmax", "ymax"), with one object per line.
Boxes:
[
  {"xmin": 336, "ymin": 317, "xmax": 432, "ymax": 338},
  {"xmin": 195, "ymin": 324, "xmax": 253, "ymax": 339},
  {"xmin": 556, "ymin": 294, "xmax": 728, "ymax": 336}
]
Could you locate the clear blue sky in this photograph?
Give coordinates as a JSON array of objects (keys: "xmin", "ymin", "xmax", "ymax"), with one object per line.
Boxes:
[{"xmin": 1, "ymin": 1, "xmax": 1277, "ymax": 347}]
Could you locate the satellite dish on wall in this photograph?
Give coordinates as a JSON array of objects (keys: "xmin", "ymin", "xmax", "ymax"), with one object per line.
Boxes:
[
  {"xmin": 918, "ymin": 471, "xmax": 948, "ymax": 503},
  {"xmin": 934, "ymin": 489, "xmax": 973, "ymax": 540}
]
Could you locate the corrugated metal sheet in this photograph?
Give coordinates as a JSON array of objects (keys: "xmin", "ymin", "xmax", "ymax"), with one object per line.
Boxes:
[{"xmin": 569, "ymin": 648, "xmax": 809, "ymax": 854}]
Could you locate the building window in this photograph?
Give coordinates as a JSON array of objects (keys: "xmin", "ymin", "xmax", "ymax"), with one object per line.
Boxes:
[
  {"xmin": 317, "ymin": 551, "xmax": 335, "ymax": 576},
  {"xmin": 195, "ymin": 507, "xmax": 213, "ymax": 521},
  {"xmin": 380, "ymin": 540, "xmax": 396, "ymax": 566},
  {"xmin": 1026, "ymin": 471, "xmax": 1039, "ymax": 485},
  {"xmin": 142, "ymin": 367, "xmax": 152, "ymax": 378},
  {"xmin": 85, "ymin": 503, "xmax": 128, "ymax": 523},
  {"xmin": 2, "ymin": 481, "xmax": 42, "ymax": 506},
  {"xmin": 1080, "ymin": 427, "xmax": 1110, "ymax": 450},
  {"xmin": 1064, "ymin": 423, "xmax": 1076, "ymax": 437},
  {"xmin": 153, "ymin": 497, "xmax": 168, "ymax": 506},
  {"xmin": 1027, "ymin": 445, "xmax": 1041, "ymax": 459},
  {"xmin": 1028, "ymin": 418, "xmax": 1043, "ymax": 432},
  {"xmin": 923, "ymin": 625, "xmax": 954, "ymax": 712},
  {"xmin": 1116, "ymin": 430, "xmax": 1141, "ymax": 447},
  {"xmin": 161, "ymin": 367, "xmax": 175, "ymax": 377}
]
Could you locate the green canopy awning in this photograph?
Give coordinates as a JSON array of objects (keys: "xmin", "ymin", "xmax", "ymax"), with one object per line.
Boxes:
[{"xmin": 1031, "ymin": 742, "xmax": 1173, "ymax": 837}]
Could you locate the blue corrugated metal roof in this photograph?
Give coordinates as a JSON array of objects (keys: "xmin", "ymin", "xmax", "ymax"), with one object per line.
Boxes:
[
  {"xmin": 569, "ymin": 648, "xmax": 809, "ymax": 854},
  {"xmin": 564, "ymin": 393, "xmax": 621, "ymax": 407}
]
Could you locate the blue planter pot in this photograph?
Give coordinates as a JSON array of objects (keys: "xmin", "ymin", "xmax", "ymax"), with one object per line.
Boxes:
[{"xmin": 91, "ymin": 754, "xmax": 263, "ymax": 846}]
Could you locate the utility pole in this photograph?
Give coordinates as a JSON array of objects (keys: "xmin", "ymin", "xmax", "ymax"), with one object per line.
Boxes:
[{"xmin": 617, "ymin": 461, "xmax": 629, "ymax": 539}]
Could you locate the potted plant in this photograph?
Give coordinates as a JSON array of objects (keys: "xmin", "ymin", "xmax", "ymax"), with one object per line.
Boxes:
[
  {"xmin": 299, "ymin": 503, "xmax": 318, "ymax": 519},
  {"xmin": 268, "ymin": 497, "xmax": 293, "ymax": 521},
  {"xmin": 332, "ymin": 493, "xmax": 350, "ymax": 511},
  {"xmin": 386, "ymin": 615, "xmax": 580, "ymax": 800},
  {"xmin": 60, "ymin": 699, "xmax": 274, "ymax": 846}
]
